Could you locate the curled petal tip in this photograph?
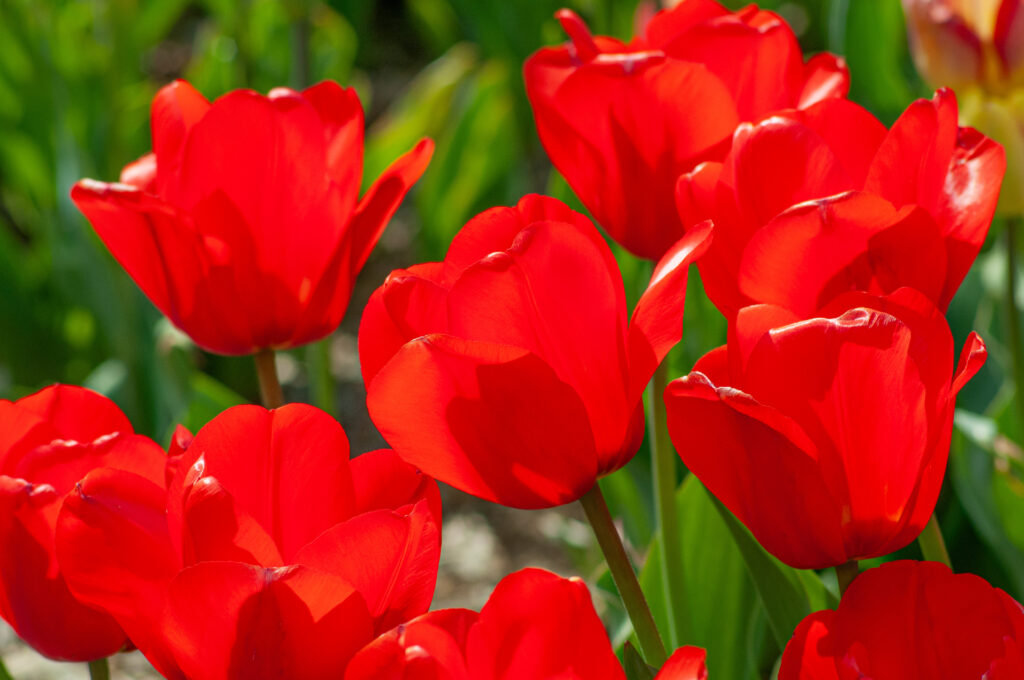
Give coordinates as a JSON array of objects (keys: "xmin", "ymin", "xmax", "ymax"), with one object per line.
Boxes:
[{"xmin": 556, "ymin": 9, "xmax": 600, "ymax": 61}]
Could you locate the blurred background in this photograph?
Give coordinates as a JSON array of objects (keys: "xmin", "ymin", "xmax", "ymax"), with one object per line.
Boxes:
[{"xmin": 0, "ymin": 0, "xmax": 1021, "ymax": 678}]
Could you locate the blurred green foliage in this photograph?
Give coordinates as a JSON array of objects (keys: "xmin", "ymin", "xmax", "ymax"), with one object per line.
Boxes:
[{"xmin": 1, "ymin": 0, "xmax": 1022, "ymax": 675}]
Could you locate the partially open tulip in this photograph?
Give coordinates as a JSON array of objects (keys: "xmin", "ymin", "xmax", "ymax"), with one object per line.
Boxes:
[
  {"xmin": 676, "ymin": 89, "xmax": 1005, "ymax": 317},
  {"xmin": 524, "ymin": 0, "xmax": 848, "ymax": 260},
  {"xmin": 656, "ymin": 648, "xmax": 709, "ymax": 680},
  {"xmin": 344, "ymin": 568, "xmax": 627, "ymax": 680},
  {"xmin": 903, "ymin": 0, "xmax": 1024, "ymax": 214},
  {"xmin": 72, "ymin": 80, "xmax": 433, "ymax": 355},
  {"xmin": 56, "ymin": 404, "xmax": 441, "ymax": 680},
  {"xmin": 0, "ymin": 385, "xmax": 166, "ymax": 661},
  {"xmin": 360, "ymin": 194, "xmax": 712, "ymax": 509},
  {"xmin": 664, "ymin": 288, "xmax": 987, "ymax": 569},
  {"xmin": 780, "ymin": 560, "xmax": 1024, "ymax": 679}
]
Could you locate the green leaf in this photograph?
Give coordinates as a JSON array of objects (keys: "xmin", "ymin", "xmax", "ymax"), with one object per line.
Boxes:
[
  {"xmin": 827, "ymin": 0, "xmax": 918, "ymax": 121},
  {"xmin": 640, "ymin": 475, "xmax": 773, "ymax": 678},
  {"xmin": 175, "ymin": 372, "xmax": 246, "ymax": 437},
  {"xmin": 708, "ymin": 493, "xmax": 826, "ymax": 649},
  {"xmin": 622, "ymin": 642, "xmax": 657, "ymax": 680},
  {"xmin": 952, "ymin": 410, "xmax": 1024, "ymax": 597}
]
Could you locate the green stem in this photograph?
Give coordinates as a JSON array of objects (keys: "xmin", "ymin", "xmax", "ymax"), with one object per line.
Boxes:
[
  {"xmin": 0, "ymin": 654, "xmax": 12, "ymax": 680},
  {"xmin": 88, "ymin": 658, "xmax": 110, "ymax": 680},
  {"xmin": 1005, "ymin": 222, "xmax": 1024, "ymax": 433},
  {"xmin": 254, "ymin": 348, "xmax": 284, "ymax": 409},
  {"xmin": 648, "ymin": 360, "xmax": 689, "ymax": 647},
  {"xmin": 834, "ymin": 560, "xmax": 859, "ymax": 596},
  {"xmin": 918, "ymin": 513, "xmax": 952, "ymax": 568},
  {"xmin": 580, "ymin": 484, "xmax": 667, "ymax": 667},
  {"xmin": 307, "ymin": 339, "xmax": 337, "ymax": 415}
]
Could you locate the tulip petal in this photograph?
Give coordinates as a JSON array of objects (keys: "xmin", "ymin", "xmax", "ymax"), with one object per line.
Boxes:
[
  {"xmin": 933, "ymin": 126, "xmax": 1005, "ymax": 308},
  {"xmin": 642, "ymin": 1, "xmax": 740, "ymax": 49},
  {"xmin": 654, "ymin": 646, "xmax": 709, "ymax": 680},
  {"xmin": 293, "ymin": 501, "xmax": 440, "ymax": 633},
  {"xmin": 165, "ymin": 562, "xmax": 373, "ymax": 680},
  {"xmin": 151, "ymin": 79, "xmax": 210, "ymax": 193},
  {"xmin": 443, "ymin": 194, "xmax": 604, "ymax": 284},
  {"xmin": 344, "ymin": 609, "xmax": 477, "ymax": 680},
  {"xmin": 739, "ymin": 301, "xmax": 951, "ymax": 560},
  {"xmin": 664, "ymin": 373, "xmax": 847, "ymax": 568},
  {"xmin": 778, "ymin": 611, "xmax": 840, "ymax": 680},
  {"xmin": 170, "ymin": 404, "xmax": 355, "ymax": 562},
  {"xmin": 0, "ymin": 475, "xmax": 126, "ymax": 662},
  {"xmin": 287, "ymin": 139, "xmax": 434, "ymax": 349},
  {"xmin": 350, "ymin": 448, "xmax": 442, "ymax": 526},
  {"xmin": 446, "ymin": 219, "xmax": 632, "ymax": 462},
  {"xmin": 728, "ymin": 113, "xmax": 858, "ymax": 229},
  {"xmin": 171, "ymin": 90, "xmax": 351, "ymax": 309},
  {"xmin": 70, "ymin": 180, "xmax": 257, "ymax": 354},
  {"xmin": 357, "ymin": 271, "xmax": 447, "ymax": 389},
  {"xmin": 15, "ymin": 385, "xmax": 132, "ymax": 441},
  {"xmin": 829, "ymin": 562, "xmax": 1015, "ymax": 679},
  {"xmin": 865, "ymin": 89, "xmax": 959, "ymax": 214},
  {"xmin": 903, "ymin": 1, "xmax": 984, "ymax": 89},
  {"xmin": 996, "ymin": 0, "xmax": 1024, "ymax": 76},
  {"xmin": 653, "ymin": 9, "xmax": 805, "ymax": 120},
  {"xmin": 1, "ymin": 387, "xmax": 167, "ymax": 496},
  {"xmin": 300, "ymin": 81, "xmax": 364, "ymax": 213},
  {"xmin": 180, "ymin": 476, "xmax": 284, "ymax": 567},
  {"xmin": 466, "ymin": 568, "xmax": 626, "ymax": 680},
  {"xmin": 798, "ymin": 53, "xmax": 850, "ymax": 109},
  {"xmin": 347, "ymin": 138, "xmax": 434, "ymax": 273},
  {"xmin": 626, "ymin": 220, "xmax": 713, "ymax": 402},
  {"xmin": 527, "ymin": 52, "xmax": 738, "ymax": 259},
  {"xmin": 55, "ymin": 468, "xmax": 181, "ymax": 673},
  {"xmin": 367, "ymin": 334, "xmax": 598, "ymax": 509},
  {"xmin": 119, "ymin": 152, "xmax": 157, "ymax": 192},
  {"xmin": 738, "ymin": 193, "xmax": 948, "ymax": 315},
  {"xmin": 952, "ymin": 331, "xmax": 987, "ymax": 394}
]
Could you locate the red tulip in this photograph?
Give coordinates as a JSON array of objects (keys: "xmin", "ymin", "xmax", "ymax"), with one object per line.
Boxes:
[
  {"xmin": 780, "ymin": 560, "xmax": 1024, "ymax": 679},
  {"xmin": 664, "ymin": 288, "xmax": 987, "ymax": 569},
  {"xmin": 656, "ymin": 647, "xmax": 709, "ymax": 680},
  {"xmin": 524, "ymin": 0, "xmax": 848, "ymax": 260},
  {"xmin": 72, "ymin": 80, "xmax": 433, "ymax": 355},
  {"xmin": 676, "ymin": 89, "xmax": 1005, "ymax": 317},
  {"xmin": 360, "ymin": 194, "xmax": 712, "ymax": 509},
  {"xmin": 55, "ymin": 403, "xmax": 441, "ymax": 680},
  {"xmin": 344, "ymin": 568, "xmax": 626, "ymax": 680},
  {"xmin": 0, "ymin": 385, "xmax": 167, "ymax": 661}
]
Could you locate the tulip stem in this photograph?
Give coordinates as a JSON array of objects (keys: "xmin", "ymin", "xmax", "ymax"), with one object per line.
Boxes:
[
  {"xmin": 254, "ymin": 348, "xmax": 285, "ymax": 409},
  {"xmin": 648, "ymin": 360, "xmax": 689, "ymax": 647},
  {"xmin": 1005, "ymin": 223, "xmax": 1024, "ymax": 434},
  {"xmin": 835, "ymin": 560, "xmax": 859, "ymax": 596},
  {"xmin": 0, "ymin": 655, "xmax": 12, "ymax": 680},
  {"xmin": 580, "ymin": 484, "xmax": 667, "ymax": 667},
  {"xmin": 87, "ymin": 659, "xmax": 110, "ymax": 680},
  {"xmin": 918, "ymin": 513, "xmax": 952, "ymax": 568}
]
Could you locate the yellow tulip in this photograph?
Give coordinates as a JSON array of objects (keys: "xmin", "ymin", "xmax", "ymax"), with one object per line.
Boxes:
[{"xmin": 904, "ymin": 0, "xmax": 1024, "ymax": 213}]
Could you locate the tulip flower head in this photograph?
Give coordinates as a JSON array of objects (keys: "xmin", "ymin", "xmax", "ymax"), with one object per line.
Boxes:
[
  {"xmin": 677, "ymin": 89, "xmax": 1005, "ymax": 317},
  {"xmin": 780, "ymin": 560, "xmax": 1024, "ymax": 679},
  {"xmin": 360, "ymin": 194, "xmax": 712, "ymax": 509},
  {"xmin": 0, "ymin": 385, "xmax": 167, "ymax": 661},
  {"xmin": 524, "ymin": 0, "xmax": 848, "ymax": 260},
  {"xmin": 344, "ymin": 568, "xmax": 628, "ymax": 680},
  {"xmin": 56, "ymin": 403, "xmax": 441, "ymax": 680},
  {"xmin": 72, "ymin": 80, "xmax": 433, "ymax": 355},
  {"xmin": 664, "ymin": 288, "xmax": 986, "ymax": 569},
  {"xmin": 903, "ymin": 0, "xmax": 1024, "ymax": 214}
]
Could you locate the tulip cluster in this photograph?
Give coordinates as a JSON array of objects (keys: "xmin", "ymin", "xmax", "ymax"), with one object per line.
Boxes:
[{"xmin": 0, "ymin": 0, "xmax": 1020, "ymax": 678}]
